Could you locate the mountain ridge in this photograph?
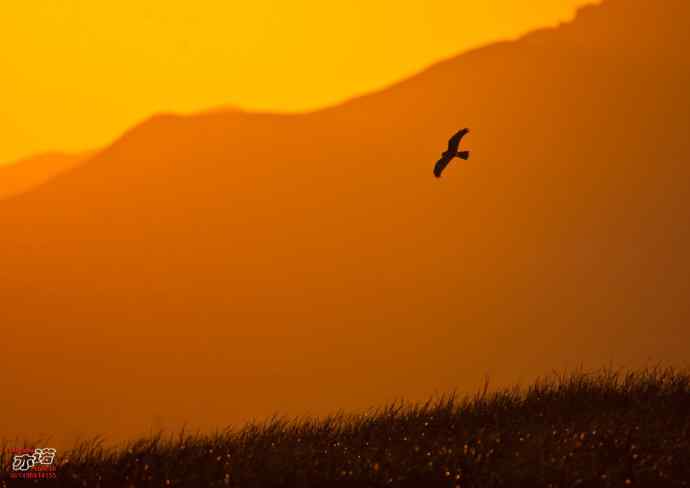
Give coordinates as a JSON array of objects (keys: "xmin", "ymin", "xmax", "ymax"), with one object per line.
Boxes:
[
  {"xmin": 1, "ymin": 0, "xmax": 689, "ymax": 447},
  {"xmin": 0, "ymin": 151, "xmax": 92, "ymax": 199}
]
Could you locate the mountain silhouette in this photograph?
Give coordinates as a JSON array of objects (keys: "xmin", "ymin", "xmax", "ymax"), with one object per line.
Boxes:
[
  {"xmin": 1, "ymin": 0, "xmax": 689, "ymax": 446},
  {"xmin": 0, "ymin": 151, "xmax": 91, "ymax": 199}
]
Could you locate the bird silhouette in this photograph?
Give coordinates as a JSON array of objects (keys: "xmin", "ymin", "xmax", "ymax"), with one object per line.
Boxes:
[{"xmin": 434, "ymin": 128, "xmax": 470, "ymax": 178}]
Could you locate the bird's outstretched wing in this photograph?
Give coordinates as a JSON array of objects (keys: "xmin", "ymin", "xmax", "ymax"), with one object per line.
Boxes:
[
  {"xmin": 434, "ymin": 154, "xmax": 452, "ymax": 178},
  {"xmin": 446, "ymin": 128, "xmax": 470, "ymax": 153}
]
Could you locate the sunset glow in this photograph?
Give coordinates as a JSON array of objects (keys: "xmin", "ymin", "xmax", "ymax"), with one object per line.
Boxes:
[
  {"xmin": 2, "ymin": 0, "xmax": 688, "ymax": 454},
  {"xmin": 1, "ymin": 0, "xmax": 591, "ymax": 164}
]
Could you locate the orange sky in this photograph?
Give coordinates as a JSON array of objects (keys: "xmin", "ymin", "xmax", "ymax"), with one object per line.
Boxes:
[{"xmin": 1, "ymin": 0, "xmax": 592, "ymax": 164}]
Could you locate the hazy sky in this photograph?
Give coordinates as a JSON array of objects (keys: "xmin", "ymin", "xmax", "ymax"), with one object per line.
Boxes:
[{"xmin": 1, "ymin": 0, "xmax": 593, "ymax": 163}]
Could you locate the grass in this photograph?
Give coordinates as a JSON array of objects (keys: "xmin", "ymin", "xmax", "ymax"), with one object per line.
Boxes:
[{"xmin": 2, "ymin": 367, "xmax": 689, "ymax": 487}]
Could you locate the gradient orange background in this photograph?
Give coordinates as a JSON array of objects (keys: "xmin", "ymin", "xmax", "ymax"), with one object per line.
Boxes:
[
  {"xmin": 1, "ymin": 0, "xmax": 591, "ymax": 164},
  {"xmin": 2, "ymin": 0, "xmax": 689, "ymax": 448}
]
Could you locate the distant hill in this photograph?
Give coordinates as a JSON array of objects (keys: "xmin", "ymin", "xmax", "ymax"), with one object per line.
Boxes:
[
  {"xmin": 1, "ymin": 0, "xmax": 689, "ymax": 446},
  {"xmin": 0, "ymin": 151, "xmax": 90, "ymax": 199}
]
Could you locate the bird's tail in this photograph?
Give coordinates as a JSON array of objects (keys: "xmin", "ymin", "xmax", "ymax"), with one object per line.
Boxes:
[{"xmin": 457, "ymin": 151, "xmax": 470, "ymax": 160}]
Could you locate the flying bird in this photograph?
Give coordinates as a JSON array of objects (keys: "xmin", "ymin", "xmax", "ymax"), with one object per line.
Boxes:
[{"xmin": 434, "ymin": 128, "xmax": 471, "ymax": 178}]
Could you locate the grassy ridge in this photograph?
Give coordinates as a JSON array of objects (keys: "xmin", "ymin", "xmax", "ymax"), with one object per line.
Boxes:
[{"xmin": 2, "ymin": 368, "xmax": 689, "ymax": 487}]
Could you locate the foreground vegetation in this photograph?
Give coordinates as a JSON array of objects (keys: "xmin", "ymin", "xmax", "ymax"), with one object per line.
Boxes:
[{"xmin": 2, "ymin": 368, "xmax": 689, "ymax": 487}]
